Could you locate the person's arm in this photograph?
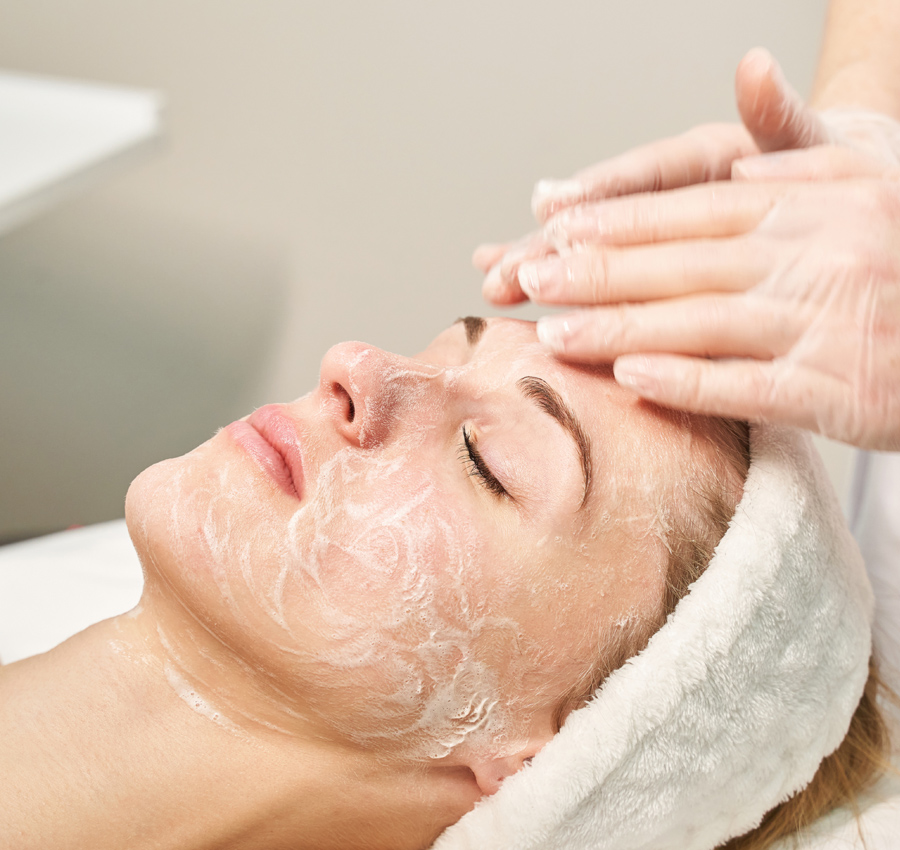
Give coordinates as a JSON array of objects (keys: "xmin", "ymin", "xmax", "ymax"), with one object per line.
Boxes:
[{"xmin": 812, "ymin": 0, "xmax": 900, "ymax": 116}]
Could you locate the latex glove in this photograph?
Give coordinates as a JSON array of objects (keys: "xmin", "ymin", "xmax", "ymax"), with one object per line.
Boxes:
[
  {"xmin": 476, "ymin": 122, "xmax": 757, "ymax": 305},
  {"xmin": 525, "ymin": 173, "xmax": 900, "ymax": 450},
  {"xmin": 478, "ymin": 48, "xmax": 832, "ymax": 305}
]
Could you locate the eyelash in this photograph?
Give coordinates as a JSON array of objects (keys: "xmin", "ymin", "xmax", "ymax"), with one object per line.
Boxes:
[{"xmin": 459, "ymin": 426, "xmax": 508, "ymax": 498}]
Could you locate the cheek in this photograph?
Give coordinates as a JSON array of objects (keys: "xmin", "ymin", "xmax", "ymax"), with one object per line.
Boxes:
[
  {"xmin": 126, "ymin": 441, "xmax": 291, "ymax": 625},
  {"xmin": 130, "ymin": 441, "xmax": 547, "ymax": 760},
  {"xmin": 273, "ymin": 449, "xmax": 518, "ymax": 756}
]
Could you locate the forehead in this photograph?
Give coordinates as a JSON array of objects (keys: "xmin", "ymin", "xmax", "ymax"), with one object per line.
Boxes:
[
  {"xmin": 419, "ymin": 317, "xmax": 624, "ymax": 416},
  {"xmin": 420, "ymin": 317, "xmax": 577, "ymax": 374},
  {"xmin": 420, "ymin": 316, "xmax": 694, "ymax": 496}
]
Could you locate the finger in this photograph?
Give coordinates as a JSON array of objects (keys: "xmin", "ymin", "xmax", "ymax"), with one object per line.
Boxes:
[
  {"xmin": 531, "ymin": 123, "xmax": 758, "ymax": 223},
  {"xmin": 483, "ymin": 262, "xmax": 530, "ymax": 305},
  {"xmin": 517, "ymin": 239, "xmax": 769, "ymax": 306},
  {"xmin": 535, "ymin": 296, "xmax": 796, "ymax": 361},
  {"xmin": 543, "ymin": 180, "xmax": 780, "ymax": 248},
  {"xmin": 473, "ymin": 243, "xmax": 510, "ymax": 273},
  {"xmin": 732, "ymin": 145, "xmax": 889, "ymax": 182},
  {"xmin": 736, "ymin": 48, "xmax": 831, "ymax": 153},
  {"xmin": 611, "ymin": 354, "xmax": 847, "ymax": 438},
  {"xmin": 482, "ymin": 234, "xmax": 554, "ymax": 305}
]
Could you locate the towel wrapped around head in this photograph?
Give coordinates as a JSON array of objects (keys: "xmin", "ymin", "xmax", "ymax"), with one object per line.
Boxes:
[{"xmin": 433, "ymin": 423, "xmax": 873, "ymax": 850}]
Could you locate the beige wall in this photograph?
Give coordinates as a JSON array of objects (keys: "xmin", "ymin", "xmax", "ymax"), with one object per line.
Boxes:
[{"xmin": 0, "ymin": 0, "xmax": 838, "ymax": 539}]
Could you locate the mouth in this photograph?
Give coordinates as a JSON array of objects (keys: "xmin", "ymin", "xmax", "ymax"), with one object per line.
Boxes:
[{"xmin": 225, "ymin": 405, "xmax": 306, "ymax": 500}]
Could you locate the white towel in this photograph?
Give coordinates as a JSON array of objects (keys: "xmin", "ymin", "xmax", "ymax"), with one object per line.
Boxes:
[{"xmin": 434, "ymin": 424, "xmax": 874, "ymax": 850}]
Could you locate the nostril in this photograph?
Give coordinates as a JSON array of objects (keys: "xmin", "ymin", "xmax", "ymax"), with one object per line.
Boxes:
[{"xmin": 333, "ymin": 382, "xmax": 355, "ymax": 423}]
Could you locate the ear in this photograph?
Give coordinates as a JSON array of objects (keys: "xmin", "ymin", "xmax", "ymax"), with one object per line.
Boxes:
[{"xmin": 467, "ymin": 735, "xmax": 553, "ymax": 797}]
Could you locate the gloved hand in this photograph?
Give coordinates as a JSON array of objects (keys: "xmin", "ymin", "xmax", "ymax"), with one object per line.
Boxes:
[
  {"xmin": 474, "ymin": 120, "xmax": 759, "ymax": 306},
  {"xmin": 526, "ymin": 171, "xmax": 900, "ymax": 450},
  {"xmin": 477, "ymin": 48, "xmax": 900, "ymax": 305},
  {"xmin": 478, "ymin": 48, "xmax": 830, "ymax": 305}
]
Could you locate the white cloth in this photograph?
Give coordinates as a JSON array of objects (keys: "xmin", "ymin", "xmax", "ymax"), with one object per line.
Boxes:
[
  {"xmin": 0, "ymin": 520, "xmax": 142, "ymax": 664},
  {"xmin": 850, "ymin": 450, "xmax": 900, "ymax": 697}
]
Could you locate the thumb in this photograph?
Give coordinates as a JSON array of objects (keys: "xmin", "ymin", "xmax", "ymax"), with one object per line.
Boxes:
[{"xmin": 736, "ymin": 48, "xmax": 831, "ymax": 153}]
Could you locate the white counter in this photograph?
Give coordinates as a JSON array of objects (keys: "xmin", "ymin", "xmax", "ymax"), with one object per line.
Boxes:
[{"xmin": 0, "ymin": 70, "xmax": 163, "ymax": 235}]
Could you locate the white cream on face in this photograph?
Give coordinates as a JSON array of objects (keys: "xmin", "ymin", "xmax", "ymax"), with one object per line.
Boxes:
[{"xmin": 129, "ymin": 323, "xmax": 670, "ymax": 763}]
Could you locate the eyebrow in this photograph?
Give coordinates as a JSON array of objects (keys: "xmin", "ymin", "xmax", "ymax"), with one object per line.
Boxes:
[
  {"xmin": 517, "ymin": 376, "xmax": 593, "ymax": 511},
  {"xmin": 454, "ymin": 315, "xmax": 487, "ymax": 347}
]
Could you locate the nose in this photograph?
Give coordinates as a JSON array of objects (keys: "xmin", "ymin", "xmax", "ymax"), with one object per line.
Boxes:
[{"xmin": 317, "ymin": 342, "xmax": 438, "ymax": 447}]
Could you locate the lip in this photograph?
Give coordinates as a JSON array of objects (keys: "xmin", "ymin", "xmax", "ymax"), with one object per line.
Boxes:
[{"xmin": 225, "ymin": 405, "xmax": 306, "ymax": 500}]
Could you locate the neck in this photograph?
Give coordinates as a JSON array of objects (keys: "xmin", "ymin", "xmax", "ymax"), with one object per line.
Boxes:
[{"xmin": 0, "ymin": 609, "xmax": 478, "ymax": 850}]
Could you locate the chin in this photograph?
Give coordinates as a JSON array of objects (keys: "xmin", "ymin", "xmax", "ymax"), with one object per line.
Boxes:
[{"xmin": 123, "ymin": 444, "xmax": 224, "ymax": 610}]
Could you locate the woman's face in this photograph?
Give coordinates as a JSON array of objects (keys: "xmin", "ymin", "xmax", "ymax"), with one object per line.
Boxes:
[{"xmin": 127, "ymin": 318, "xmax": 690, "ymax": 764}]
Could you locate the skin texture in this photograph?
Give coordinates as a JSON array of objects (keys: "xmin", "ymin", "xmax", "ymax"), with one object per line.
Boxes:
[
  {"xmin": 127, "ymin": 317, "xmax": 685, "ymax": 777},
  {"xmin": 0, "ymin": 318, "xmax": 714, "ymax": 850},
  {"xmin": 812, "ymin": 0, "xmax": 900, "ymax": 119}
]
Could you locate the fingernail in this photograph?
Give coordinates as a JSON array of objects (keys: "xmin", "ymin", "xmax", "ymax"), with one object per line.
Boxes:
[
  {"xmin": 730, "ymin": 158, "xmax": 752, "ymax": 181},
  {"xmin": 613, "ymin": 356, "xmax": 661, "ymax": 397},
  {"xmin": 484, "ymin": 262, "xmax": 505, "ymax": 295},
  {"xmin": 532, "ymin": 179, "xmax": 584, "ymax": 218},
  {"xmin": 544, "ymin": 211, "xmax": 577, "ymax": 247},
  {"xmin": 731, "ymin": 153, "xmax": 786, "ymax": 181},
  {"xmin": 499, "ymin": 244, "xmax": 531, "ymax": 281},
  {"xmin": 518, "ymin": 256, "xmax": 567, "ymax": 300},
  {"xmin": 536, "ymin": 313, "xmax": 587, "ymax": 351},
  {"xmin": 545, "ymin": 208, "xmax": 606, "ymax": 247}
]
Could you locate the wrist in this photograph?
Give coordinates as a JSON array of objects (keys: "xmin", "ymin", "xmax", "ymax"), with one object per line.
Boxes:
[
  {"xmin": 815, "ymin": 107, "xmax": 900, "ymax": 168},
  {"xmin": 811, "ymin": 68, "xmax": 900, "ymax": 123}
]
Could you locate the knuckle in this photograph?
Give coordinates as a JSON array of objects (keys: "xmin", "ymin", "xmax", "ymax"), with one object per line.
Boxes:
[
  {"xmin": 692, "ymin": 299, "xmax": 731, "ymax": 349},
  {"xmin": 630, "ymin": 198, "xmax": 659, "ymax": 239},
  {"xmin": 826, "ymin": 247, "xmax": 864, "ymax": 279},
  {"xmin": 745, "ymin": 365, "xmax": 781, "ymax": 419},
  {"xmin": 678, "ymin": 362, "xmax": 708, "ymax": 408},
  {"xmin": 587, "ymin": 250, "xmax": 613, "ymax": 303},
  {"xmin": 859, "ymin": 245, "xmax": 896, "ymax": 284},
  {"xmin": 703, "ymin": 186, "xmax": 728, "ymax": 227},
  {"xmin": 647, "ymin": 159, "xmax": 664, "ymax": 194},
  {"xmin": 851, "ymin": 179, "xmax": 900, "ymax": 224},
  {"xmin": 603, "ymin": 305, "xmax": 633, "ymax": 350},
  {"xmin": 827, "ymin": 242, "xmax": 893, "ymax": 286},
  {"xmin": 872, "ymin": 180, "xmax": 900, "ymax": 220},
  {"xmin": 741, "ymin": 235, "xmax": 775, "ymax": 280}
]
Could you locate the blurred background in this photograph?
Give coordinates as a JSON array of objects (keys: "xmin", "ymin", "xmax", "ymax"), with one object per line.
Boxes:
[{"xmin": 0, "ymin": 0, "xmax": 843, "ymax": 542}]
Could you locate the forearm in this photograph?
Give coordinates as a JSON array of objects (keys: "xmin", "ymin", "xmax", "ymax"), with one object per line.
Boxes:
[{"xmin": 811, "ymin": 0, "xmax": 900, "ymax": 118}]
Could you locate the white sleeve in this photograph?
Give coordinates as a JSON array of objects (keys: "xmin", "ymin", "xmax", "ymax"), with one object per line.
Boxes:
[
  {"xmin": 849, "ymin": 450, "xmax": 900, "ymax": 689},
  {"xmin": 785, "ymin": 451, "xmax": 900, "ymax": 850}
]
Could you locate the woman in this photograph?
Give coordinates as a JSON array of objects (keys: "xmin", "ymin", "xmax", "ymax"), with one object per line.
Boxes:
[{"xmin": 0, "ymin": 317, "xmax": 883, "ymax": 849}]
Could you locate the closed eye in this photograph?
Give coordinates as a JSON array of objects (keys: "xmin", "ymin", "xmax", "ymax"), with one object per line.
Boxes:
[{"xmin": 459, "ymin": 426, "xmax": 508, "ymax": 498}]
